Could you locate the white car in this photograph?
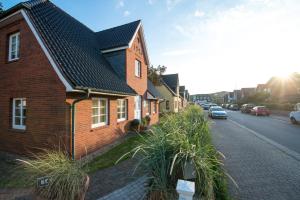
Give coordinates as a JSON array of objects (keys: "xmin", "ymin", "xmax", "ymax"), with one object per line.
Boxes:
[
  {"xmin": 208, "ymin": 106, "xmax": 227, "ymax": 119},
  {"xmin": 290, "ymin": 103, "xmax": 300, "ymax": 124}
]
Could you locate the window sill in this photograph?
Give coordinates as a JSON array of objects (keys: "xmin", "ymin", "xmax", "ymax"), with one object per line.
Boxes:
[
  {"xmin": 9, "ymin": 128, "xmax": 26, "ymax": 133},
  {"xmin": 91, "ymin": 124, "xmax": 109, "ymax": 131},
  {"xmin": 117, "ymin": 119, "xmax": 127, "ymax": 124},
  {"xmin": 6, "ymin": 58, "xmax": 20, "ymax": 64}
]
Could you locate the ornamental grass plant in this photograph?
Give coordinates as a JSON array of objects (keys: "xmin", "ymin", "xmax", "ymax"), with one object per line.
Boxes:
[
  {"xmin": 17, "ymin": 150, "xmax": 89, "ymax": 200},
  {"xmin": 132, "ymin": 105, "xmax": 229, "ymax": 200}
]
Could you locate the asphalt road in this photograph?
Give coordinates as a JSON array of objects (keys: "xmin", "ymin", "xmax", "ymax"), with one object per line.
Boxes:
[{"xmin": 210, "ymin": 110, "xmax": 300, "ymax": 200}]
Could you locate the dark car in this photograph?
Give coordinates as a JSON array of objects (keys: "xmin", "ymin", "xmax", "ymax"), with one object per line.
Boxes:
[
  {"xmin": 229, "ymin": 104, "xmax": 239, "ymax": 111},
  {"xmin": 251, "ymin": 106, "xmax": 271, "ymax": 116},
  {"xmin": 241, "ymin": 104, "xmax": 255, "ymax": 113}
]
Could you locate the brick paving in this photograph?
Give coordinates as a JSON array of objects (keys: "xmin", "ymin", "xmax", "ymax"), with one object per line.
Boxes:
[
  {"xmin": 211, "ymin": 120, "xmax": 300, "ymax": 200},
  {"xmin": 86, "ymin": 158, "xmax": 145, "ymax": 200},
  {"xmin": 98, "ymin": 175, "xmax": 149, "ymax": 200}
]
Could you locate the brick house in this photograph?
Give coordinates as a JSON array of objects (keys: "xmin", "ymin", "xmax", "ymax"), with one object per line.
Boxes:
[{"xmin": 0, "ymin": 0, "xmax": 159, "ymax": 159}]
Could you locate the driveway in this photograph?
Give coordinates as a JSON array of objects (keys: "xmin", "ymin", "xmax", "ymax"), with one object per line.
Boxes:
[{"xmin": 210, "ymin": 110, "xmax": 300, "ymax": 200}]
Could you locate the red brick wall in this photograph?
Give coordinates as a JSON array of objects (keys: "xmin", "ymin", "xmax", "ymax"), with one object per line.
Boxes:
[
  {"xmin": 125, "ymin": 29, "xmax": 159, "ymax": 122},
  {"xmin": 0, "ymin": 17, "xmax": 68, "ymax": 155},
  {"xmin": 67, "ymin": 94, "xmax": 136, "ymax": 158}
]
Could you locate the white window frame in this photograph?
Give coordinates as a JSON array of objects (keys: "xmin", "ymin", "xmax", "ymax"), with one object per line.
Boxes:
[
  {"xmin": 8, "ymin": 32, "xmax": 20, "ymax": 61},
  {"xmin": 92, "ymin": 98, "xmax": 108, "ymax": 128},
  {"xmin": 135, "ymin": 59, "xmax": 141, "ymax": 77},
  {"xmin": 117, "ymin": 99, "xmax": 127, "ymax": 122},
  {"xmin": 12, "ymin": 98, "xmax": 26, "ymax": 130}
]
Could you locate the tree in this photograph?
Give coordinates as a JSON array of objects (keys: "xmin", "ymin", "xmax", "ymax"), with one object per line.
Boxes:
[
  {"xmin": 0, "ymin": 2, "xmax": 3, "ymax": 14},
  {"xmin": 148, "ymin": 65, "xmax": 167, "ymax": 85}
]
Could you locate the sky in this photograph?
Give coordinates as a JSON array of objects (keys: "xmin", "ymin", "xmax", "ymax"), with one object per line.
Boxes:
[{"xmin": 3, "ymin": 0, "xmax": 300, "ymax": 94}]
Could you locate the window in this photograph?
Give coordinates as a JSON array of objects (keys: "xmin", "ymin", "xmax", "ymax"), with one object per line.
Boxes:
[
  {"xmin": 8, "ymin": 32, "xmax": 20, "ymax": 61},
  {"xmin": 166, "ymin": 100, "xmax": 170, "ymax": 110},
  {"xmin": 92, "ymin": 98, "xmax": 108, "ymax": 128},
  {"xmin": 148, "ymin": 100, "xmax": 151, "ymax": 115},
  {"xmin": 12, "ymin": 98, "xmax": 26, "ymax": 130},
  {"xmin": 153, "ymin": 102, "xmax": 157, "ymax": 114},
  {"xmin": 135, "ymin": 59, "xmax": 141, "ymax": 77},
  {"xmin": 117, "ymin": 99, "xmax": 127, "ymax": 121}
]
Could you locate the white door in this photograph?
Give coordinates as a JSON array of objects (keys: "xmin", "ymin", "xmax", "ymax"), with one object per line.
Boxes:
[{"xmin": 134, "ymin": 96, "xmax": 142, "ymax": 120}]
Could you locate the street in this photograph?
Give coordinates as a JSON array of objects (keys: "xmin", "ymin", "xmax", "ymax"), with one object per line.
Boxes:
[{"xmin": 210, "ymin": 110, "xmax": 300, "ymax": 200}]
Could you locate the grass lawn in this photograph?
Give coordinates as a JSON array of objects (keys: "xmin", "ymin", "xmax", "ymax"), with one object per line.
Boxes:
[
  {"xmin": 0, "ymin": 159, "xmax": 32, "ymax": 188},
  {"xmin": 84, "ymin": 134, "xmax": 146, "ymax": 174}
]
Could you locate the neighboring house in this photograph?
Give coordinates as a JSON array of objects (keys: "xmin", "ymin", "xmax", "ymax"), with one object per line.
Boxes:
[
  {"xmin": 179, "ymin": 86, "xmax": 189, "ymax": 108},
  {"xmin": 0, "ymin": 0, "xmax": 158, "ymax": 159},
  {"xmin": 240, "ymin": 88, "xmax": 256, "ymax": 100},
  {"xmin": 155, "ymin": 74, "xmax": 180, "ymax": 113},
  {"xmin": 233, "ymin": 90, "xmax": 241, "ymax": 103}
]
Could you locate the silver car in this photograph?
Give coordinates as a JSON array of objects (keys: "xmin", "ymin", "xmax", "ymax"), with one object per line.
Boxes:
[{"xmin": 208, "ymin": 106, "xmax": 228, "ymax": 119}]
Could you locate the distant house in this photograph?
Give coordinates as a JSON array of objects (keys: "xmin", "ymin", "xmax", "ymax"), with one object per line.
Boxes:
[
  {"xmin": 179, "ymin": 86, "xmax": 189, "ymax": 109},
  {"xmin": 155, "ymin": 74, "xmax": 181, "ymax": 113},
  {"xmin": 240, "ymin": 88, "xmax": 256, "ymax": 100},
  {"xmin": 265, "ymin": 74, "xmax": 300, "ymax": 103},
  {"xmin": 0, "ymin": 0, "xmax": 159, "ymax": 159},
  {"xmin": 233, "ymin": 90, "xmax": 241, "ymax": 103}
]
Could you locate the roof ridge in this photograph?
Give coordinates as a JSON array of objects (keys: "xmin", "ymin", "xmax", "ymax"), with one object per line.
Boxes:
[
  {"xmin": 96, "ymin": 19, "xmax": 141, "ymax": 33},
  {"xmin": 22, "ymin": 0, "xmax": 48, "ymax": 9}
]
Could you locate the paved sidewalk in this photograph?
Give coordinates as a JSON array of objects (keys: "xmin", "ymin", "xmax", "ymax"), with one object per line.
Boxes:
[
  {"xmin": 211, "ymin": 120, "xmax": 300, "ymax": 200},
  {"xmin": 98, "ymin": 176, "xmax": 149, "ymax": 200}
]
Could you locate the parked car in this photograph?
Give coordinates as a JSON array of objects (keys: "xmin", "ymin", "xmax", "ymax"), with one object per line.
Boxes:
[
  {"xmin": 229, "ymin": 104, "xmax": 239, "ymax": 111},
  {"xmin": 225, "ymin": 104, "xmax": 231, "ymax": 109},
  {"xmin": 241, "ymin": 104, "xmax": 255, "ymax": 113},
  {"xmin": 290, "ymin": 103, "xmax": 300, "ymax": 124},
  {"xmin": 250, "ymin": 106, "xmax": 270, "ymax": 116},
  {"xmin": 202, "ymin": 103, "xmax": 211, "ymax": 110},
  {"xmin": 208, "ymin": 106, "xmax": 228, "ymax": 119}
]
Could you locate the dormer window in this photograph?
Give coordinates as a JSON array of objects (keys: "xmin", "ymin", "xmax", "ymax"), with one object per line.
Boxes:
[
  {"xmin": 135, "ymin": 59, "xmax": 141, "ymax": 77},
  {"xmin": 8, "ymin": 32, "xmax": 20, "ymax": 61}
]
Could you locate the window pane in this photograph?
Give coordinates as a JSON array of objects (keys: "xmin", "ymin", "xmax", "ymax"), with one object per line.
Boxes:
[
  {"xmin": 121, "ymin": 113, "xmax": 126, "ymax": 119},
  {"xmin": 15, "ymin": 117, "xmax": 21, "ymax": 125},
  {"xmin": 92, "ymin": 100, "xmax": 98, "ymax": 107},
  {"xmin": 100, "ymin": 115, "xmax": 106, "ymax": 123},
  {"xmin": 100, "ymin": 107, "xmax": 106, "ymax": 114},
  {"xmin": 92, "ymin": 108, "xmax": 99, "ymax": 116},
  {"xmin": 92, "ymin": 116, "xmax": 99, "ymax": 124},
  {"xmin": 15, "ymin": 108, "xmax": 21, "ymax": 117},
  {"xmin": 21, "ymin": 118, "xmax": 26, "ymax": 126},
  {"xmin": 117, "ymin": 107, "xmax": 121, "ymax": 113},
  {"xmin": 100, "ymin": 100, "xmax": 106, "ymax": 107},
  {"xmin": 15, "ymin": 100, "xmax": 21, "ymax": 108},
  {"xmin": 121, "ymin": 107, "xmax": 125, "ymax": 113},
  {"xmin": 22, "ymin": 100, "xmax": 26, "ymax": 107},
  {"xmin": 118, "ymin": 113, "xmax": 121, "ymax": 119}
]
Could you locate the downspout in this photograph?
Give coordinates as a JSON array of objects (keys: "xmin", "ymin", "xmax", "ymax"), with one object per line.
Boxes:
[{"xmin": 71, "ymin": 89, "xmax": 91, "ymax": 160}]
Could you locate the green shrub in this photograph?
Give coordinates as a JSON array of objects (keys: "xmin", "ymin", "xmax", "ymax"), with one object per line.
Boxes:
[
  {"xmin": 17, "ymin": 150, "xmax": 88, "ymax": 200},
  {"xmin": 131, "ymin": 105, "xmax": 229, "ymax": 199}
]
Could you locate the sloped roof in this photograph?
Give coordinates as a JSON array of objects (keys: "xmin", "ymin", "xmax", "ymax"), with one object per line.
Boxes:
[
  {"xmin": 2, "ymin": 0, "xmax": 136, "ymax": 96},
  {"xmin": 96, "ymin": 20, "xmax": 141, "ymax": 51},
  {"xmin": 161, "ymin": 74, "xmax": 179, "ymax": 94},
  {"xmin": 147, "ymin": 80, "xmax": 162, "ymax": 99},
  {"xmin": 179, "ymin": 86, "xmax": 185, "ymax": 97}
]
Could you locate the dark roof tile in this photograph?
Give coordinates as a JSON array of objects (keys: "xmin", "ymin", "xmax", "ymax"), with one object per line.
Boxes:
[
  {"xmin": 96, "ymin": 20, "xmax": 141, "ymax": 51},
  {"xmin": 3, "ymin": 0, "xmax": 136, "ymax": 95}
]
